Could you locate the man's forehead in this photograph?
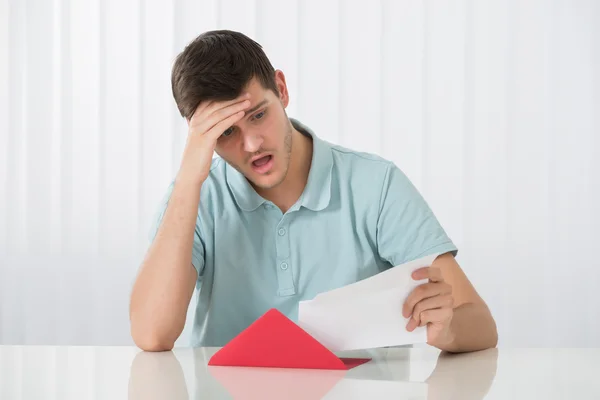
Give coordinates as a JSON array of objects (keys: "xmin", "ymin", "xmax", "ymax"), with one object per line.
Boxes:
[{"xmin": 246, "ymin": 99, "xmax": 269, "ymax": 114}]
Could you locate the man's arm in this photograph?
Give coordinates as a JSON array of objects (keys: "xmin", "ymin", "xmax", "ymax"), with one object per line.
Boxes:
[
  {"xmin": 435, "ymin": 253, "xmax": 498, "ymax": 352},
  {"xmin": 403, "ymin": 252, "xmax": 498, "ymax": 352},
  {"xmin": 129, "ymin": 92, "xmax": 252, "ymax": 351},
  {"xmin": 129, "ymin": 180, "xmax": 200, "ymax": 352},
  {"xmin": 374, "ymin": 163, "xmax": 497, "ymax": 353}
]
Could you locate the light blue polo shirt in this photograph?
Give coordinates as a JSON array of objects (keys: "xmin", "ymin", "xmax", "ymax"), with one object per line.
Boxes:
[{"xmin": 149, "ymin": 118, "xmax": 457, "ymax": 347}]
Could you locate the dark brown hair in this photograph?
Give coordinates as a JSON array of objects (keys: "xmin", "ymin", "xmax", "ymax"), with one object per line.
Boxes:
[{"xmin": 171, "ymin": 30, "xmax": 279, "ymax": 119}]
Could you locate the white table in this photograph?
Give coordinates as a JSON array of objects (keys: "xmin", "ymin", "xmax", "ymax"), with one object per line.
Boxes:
[{"xmin": 0, "ymin": 345, "xmax": 598, "ymax": 399}]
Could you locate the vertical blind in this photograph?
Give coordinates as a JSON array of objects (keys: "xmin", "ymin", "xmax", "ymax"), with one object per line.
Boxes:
[{"xmin": 0, "ymin": 0, "xmax": 599, "ymax": 347}]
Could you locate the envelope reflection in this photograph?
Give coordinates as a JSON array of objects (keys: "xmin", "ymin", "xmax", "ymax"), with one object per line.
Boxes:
[{"xmin": 207, "ymin": 365, "xmax": 347, "ymax": 400}]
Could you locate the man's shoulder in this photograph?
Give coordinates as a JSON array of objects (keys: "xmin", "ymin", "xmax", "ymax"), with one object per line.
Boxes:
[
  {"xmin": 329, "ymin": 142, "xmax": 393, "ymax": 169},
  {"xmin": 327, "ymin": 142, "xmax": 397, "ymax": 186}
]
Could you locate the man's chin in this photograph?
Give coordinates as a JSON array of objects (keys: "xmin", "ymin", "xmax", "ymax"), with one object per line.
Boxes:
[
  {"xmin": 249, "ymin": 176, "xmax": 281, "ymax": 190},
  {"xmin": 246, "ymin": 169, "xmax": 285, "ymax": 190}
]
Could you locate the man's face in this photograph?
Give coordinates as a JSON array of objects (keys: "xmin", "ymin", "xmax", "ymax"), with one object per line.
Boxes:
[{"xmin": 214, "ymin": 74, "xmax": 293, "ymax": 190}]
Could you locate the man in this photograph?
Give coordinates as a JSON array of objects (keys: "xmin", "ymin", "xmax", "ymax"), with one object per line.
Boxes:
[{"xmin": 129, "ymin": 30, "xmax": 497, "ymax": 352}]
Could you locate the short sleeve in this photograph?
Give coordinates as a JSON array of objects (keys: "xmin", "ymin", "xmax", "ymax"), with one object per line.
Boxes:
[
  {"xmin": 148, "ymin": 182, "xmax": 205, "ymax": 277},
  {"xmin": 376, "ymin": 163, "xmax": 458, "ymax": 267}
]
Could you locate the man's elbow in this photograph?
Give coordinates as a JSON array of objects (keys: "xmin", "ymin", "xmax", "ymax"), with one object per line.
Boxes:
[
  {"xmin": 131, "ymin": 326, "xmax": 175, "ymax": 352},
  {"xmin": 133, "ymin": 335, "xmax": 175, "ymax": 352},
  {"xmin": 489, "ymin": 317, "xmax": 499, "ymax": 348}
]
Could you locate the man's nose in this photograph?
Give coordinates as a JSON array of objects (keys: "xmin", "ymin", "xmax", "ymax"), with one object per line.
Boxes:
[{"xmin": 242, "ymin": 132, "xmax": 264, "ymax": 153}]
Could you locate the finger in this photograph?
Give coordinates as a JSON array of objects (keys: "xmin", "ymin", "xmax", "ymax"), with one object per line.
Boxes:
[
  {"xmin": 190, "ymin": 92, "xmax": 249, "ymax": 121},
  {"xmin": 411, "ymin": 266, "xmax": 443, "ymax": 282},
  {"xmin": 418, "ymin": 308, "xmax": 453, "ymax": 327},
  {"xmin": 190, "ymin": 92, "xmax": 251, "ymax": 126},
  {"xmin": 189, "ymin": 98, "xmax": 217, "ymax": 124},
  {"xmin": 411, "ymin": 294, "xmax": 454, "ymax": 325},
  {"xmin": 204, "ymin": 92, "xmax": 251, "ymax": 119},
  {"xmin": 411, "ymin": 267, "xmax": 430, "ymax": 281},
  {"xmin": 402, "ymin": 282, "xmax": 452, "ymax": 318},
  {"xmin": 193, "ymin": 99, "xmax": 251, "ymax": 137},
  {"xmin": 406, "ymin": 317, "xmax": 419, "ymax": 332},
  {"xmin": 189, "ymin": 100, "xmax": 212, "ymax": 123},
  {"xmin": 190, "ymin": 96, "xmax": 250, "ymax": 131},
  {"xmin": 205, "ymin": 109, "xmax": 247, "ymax": 142}
]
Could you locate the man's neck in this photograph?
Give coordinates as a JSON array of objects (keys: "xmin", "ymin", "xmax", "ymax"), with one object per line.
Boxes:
[{"xmin": 255, "ymin": 127, "xmax": 313, "ymax": 213}]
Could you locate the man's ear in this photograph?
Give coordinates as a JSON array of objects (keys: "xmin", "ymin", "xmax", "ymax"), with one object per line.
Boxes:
[{"xmin": 274, "ymin": 69, "xmax": 289, "ymax": 108}]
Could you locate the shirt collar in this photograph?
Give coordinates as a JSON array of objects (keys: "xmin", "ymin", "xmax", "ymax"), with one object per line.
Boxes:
[{"xmin": 225, "ymin": 118, "xmax": 334, "ymax": 212}]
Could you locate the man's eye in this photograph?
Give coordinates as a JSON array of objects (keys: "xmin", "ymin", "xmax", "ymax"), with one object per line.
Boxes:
[
  {"xmin": 222, "ymin": 127, "xmax": 234, "ymax": 137},
  {"xmin": 254, "ymin": 111, "xmax": 265, "ymax": 120}
]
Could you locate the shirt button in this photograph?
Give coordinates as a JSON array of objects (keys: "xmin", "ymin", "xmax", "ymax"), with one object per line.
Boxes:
[
  {"xmin": 280, "ymin": 262, "xmax": 288, "ymax": 270},
  {"xmin": 278, "ymin": 228, "xmax": 286, "ymax": 236},
  {"xmin": 264, "ymin": 204, "xmax": 272, "ymax": 209}
]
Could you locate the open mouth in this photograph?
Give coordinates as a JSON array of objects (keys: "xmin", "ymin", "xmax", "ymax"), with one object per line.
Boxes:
[{"xmin": 250, "ymin": 155, "xmax": 274, "ymax": 174}]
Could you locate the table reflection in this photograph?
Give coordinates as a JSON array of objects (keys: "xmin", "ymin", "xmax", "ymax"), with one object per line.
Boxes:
[{"xmin": 128, "ymin": 347, "xmax": 498, "ymax": 399}]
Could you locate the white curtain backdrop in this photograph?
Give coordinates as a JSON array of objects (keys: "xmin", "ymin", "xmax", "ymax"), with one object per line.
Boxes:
[{"xmin": 0, "ymin": 0, "xmax": 598, "ymax": 347}]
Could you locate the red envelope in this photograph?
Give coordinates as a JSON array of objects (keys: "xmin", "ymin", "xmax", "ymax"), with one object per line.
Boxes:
[{"xmin": 208, "ymin": 308, "xmax": 370, "ymax": 370}]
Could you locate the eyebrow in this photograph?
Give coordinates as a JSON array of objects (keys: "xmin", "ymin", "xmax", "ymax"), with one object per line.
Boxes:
[{"xmin": 245, "ymin": 99, "xmax": 268, "ymax": 116}]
